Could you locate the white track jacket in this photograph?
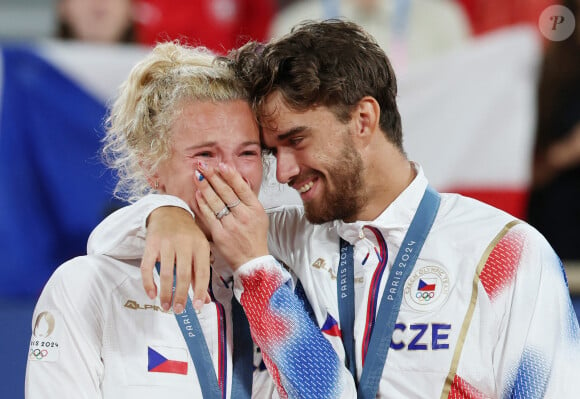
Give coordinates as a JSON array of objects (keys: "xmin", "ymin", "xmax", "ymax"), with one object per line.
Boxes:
[{"xmin": 71, "ymin": 165, "xmax": 580, "ymax": 398}]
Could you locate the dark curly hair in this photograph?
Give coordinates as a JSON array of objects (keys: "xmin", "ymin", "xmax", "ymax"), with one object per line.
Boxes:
[{"xmin": 227, "ymin": 19, "xmax": 403, "ymax": 149}]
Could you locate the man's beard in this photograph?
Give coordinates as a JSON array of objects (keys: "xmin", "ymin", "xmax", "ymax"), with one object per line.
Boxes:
[{"xmin": 304, "ymin": 138, "xmax": 366, "ymax": 224}]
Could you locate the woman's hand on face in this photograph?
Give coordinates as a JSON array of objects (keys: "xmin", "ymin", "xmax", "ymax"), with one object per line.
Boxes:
[
  {"xmin": 141, "ymin": 206, "xmax": 211, "ymax": 313},
  {"xmin": 192, "ymin": 161, "xmax": 269, "ymax": 270}
]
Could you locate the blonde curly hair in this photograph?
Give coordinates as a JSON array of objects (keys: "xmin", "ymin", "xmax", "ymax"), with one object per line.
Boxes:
[{"xmin": 103, "ymin": 41, "xmax": 249, "ymax": 203}]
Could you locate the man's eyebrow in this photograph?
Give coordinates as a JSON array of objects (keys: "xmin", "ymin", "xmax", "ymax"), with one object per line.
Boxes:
[{"xmin": 275, "ymin": 126, "xmax": 307, "ymax": 142}]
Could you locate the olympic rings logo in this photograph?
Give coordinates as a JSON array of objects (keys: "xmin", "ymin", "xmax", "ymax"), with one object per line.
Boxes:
[
  {"xmin": 29, "ymin": 349, "xmax": 48, "ymax": 360},
  {"xmin": 415, "ymin": 291, "xmax": 435, "ymax": 302}
]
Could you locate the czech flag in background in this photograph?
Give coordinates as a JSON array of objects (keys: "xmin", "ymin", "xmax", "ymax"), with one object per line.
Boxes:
[{"xmin": 0, "ymin": 42, "xmax": 147, "ymax": 297}]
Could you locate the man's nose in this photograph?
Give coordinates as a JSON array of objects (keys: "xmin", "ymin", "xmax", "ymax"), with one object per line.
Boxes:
[{"xmin": 275, "ymin": 148, "xmax": 300, "ymax": 185}]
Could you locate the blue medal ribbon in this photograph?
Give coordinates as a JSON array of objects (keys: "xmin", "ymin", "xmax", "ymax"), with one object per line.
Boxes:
[
  {"xmin": 337, "ymin": 240, "xmax": 357, "ymax": 381},
  {"xmin": 337, "ymin": 185, "xmax": 440, "ymax": 398},
  {"xmin": 156, "ymin": 263, "xmax": 252, "ymax": 399},
  {"xmin": 230, "ymin": 296, "xmax": 253, "ymax": 398}
]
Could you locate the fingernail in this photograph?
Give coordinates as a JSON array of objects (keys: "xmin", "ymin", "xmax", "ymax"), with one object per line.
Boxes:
[
  {"xmin": 173, "ymin": 303, "xmax": 184, "ymax": 314},
  {"xmin": 218, "ymin": 162, "xmax": 229, "ymax": 173},
  {"xmin": 147, "ymin": 290, "xmax": 156, "ymax": 299},
  {"xmin": 193, "ymin": 299, "xmax": 204, "ymax": 312},
  {"xmin": 195, "ymin": 170, "xmax": 205, "ymax": 181},
  {"xmin": 198, "ymin": 161, "xmax": 208, "ymax": 171},
  {"xmin": 162, "ymin": 302, "xmax": 170, "ymax": 311}
]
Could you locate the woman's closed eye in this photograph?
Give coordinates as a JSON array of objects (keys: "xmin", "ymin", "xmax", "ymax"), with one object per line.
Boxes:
[{"xmin": 240, "ymin": 149, "xmax": 260, "ymax": 157}]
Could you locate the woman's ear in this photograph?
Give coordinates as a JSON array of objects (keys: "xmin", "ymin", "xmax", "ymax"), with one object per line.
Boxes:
[
  {"xmin": 140, "ymin": 158, "xmax": 160, "ymax": 191},
  {"xmin": 145, "ymin": 171, "xmax": 160, "ymax": 191}
]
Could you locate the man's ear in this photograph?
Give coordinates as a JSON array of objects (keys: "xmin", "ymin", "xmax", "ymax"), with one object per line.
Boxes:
[{"xmin": 352, "ymin": 96, "xmax": 380, "ymax": 145}]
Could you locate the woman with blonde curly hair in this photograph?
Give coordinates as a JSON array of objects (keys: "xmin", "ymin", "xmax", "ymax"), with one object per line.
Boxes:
[{"xmin": 25, "ymin": 41, "xmax": 274, "ymax": 398}]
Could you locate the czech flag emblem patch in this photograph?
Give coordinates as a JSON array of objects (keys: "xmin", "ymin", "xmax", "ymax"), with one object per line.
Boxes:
[
  {"xmin": 321, "ymin": 313, "xmax": 342, "ymax": 337},
  {"xmin": 148, "ymin": 346, "xmax": 188, "ymax": 375}
]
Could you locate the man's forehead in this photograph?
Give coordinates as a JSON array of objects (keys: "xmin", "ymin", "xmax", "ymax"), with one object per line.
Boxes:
[
  {"xmin": 260, "ymin": 120, "xmax": 280, "ymax": 146},
  {"xmin": 259, "ymin": 92, "xmax": 287, "ymax": 134}
]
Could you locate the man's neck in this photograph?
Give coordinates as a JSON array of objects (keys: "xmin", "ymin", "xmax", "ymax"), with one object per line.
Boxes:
[{"xmin": 352, "ymin": 145, "xmax": 415, "ymax": 222}]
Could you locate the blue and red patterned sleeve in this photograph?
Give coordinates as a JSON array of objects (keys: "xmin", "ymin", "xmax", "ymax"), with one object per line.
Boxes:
[{"xmin": 233, "ymin": 255, "xmax": 348, "ymax": 399}]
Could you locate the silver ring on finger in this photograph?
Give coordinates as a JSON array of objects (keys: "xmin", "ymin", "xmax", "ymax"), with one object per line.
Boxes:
[
  {"xmin": 215, "ymin": 206, "xmax": 231, "ymax": 220},
  {"xmin": 226, "ymin": 199, "xmax": 241, "ymax": 209}
]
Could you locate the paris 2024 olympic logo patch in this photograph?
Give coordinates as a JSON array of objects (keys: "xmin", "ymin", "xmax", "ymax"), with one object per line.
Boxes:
[
  {"xmin": 404, "ymin": 265, "xmax": 450, "ymax": 311},
  {"xmin": 29, "ymin": 310, "xmax": 61, "ymax": 362}
]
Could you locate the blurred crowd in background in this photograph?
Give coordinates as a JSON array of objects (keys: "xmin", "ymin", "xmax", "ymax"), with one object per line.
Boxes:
[
  {"xmin": 0, "ymin": 0, "xmax": 578, "ymax": 299},
  {"xmin": 0, "ymin": 0, "xmax": 565, "ymax": 49}
]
